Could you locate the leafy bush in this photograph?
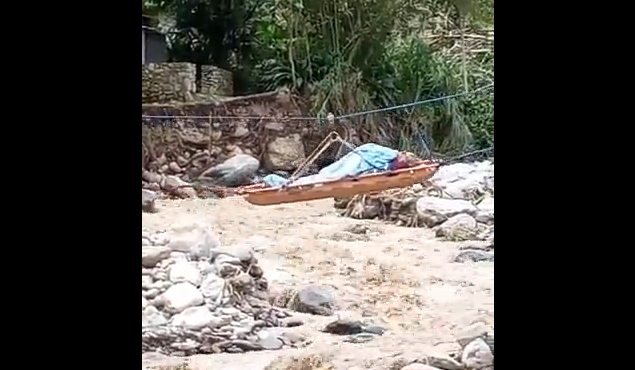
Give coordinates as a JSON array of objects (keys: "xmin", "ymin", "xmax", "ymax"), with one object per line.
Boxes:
[{"xmin": 144, "ymin": 0, "xmax": 494, "ymax": 152}]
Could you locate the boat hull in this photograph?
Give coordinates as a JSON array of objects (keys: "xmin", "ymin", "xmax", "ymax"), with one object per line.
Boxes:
[{"xmin": 239, "ymin": 162, "xmax": 440, "ymax": 206}]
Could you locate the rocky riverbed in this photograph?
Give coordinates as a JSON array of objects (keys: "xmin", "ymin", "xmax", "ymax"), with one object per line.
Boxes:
[
  {"xmin": 336, "ymin": 160, "xmax": 493, "ymax": 240},
  {"xmin": 142, "ymin": 163, "xmax": 494, "ymax": 369},
  {"xmin": 142, "ymin": 222, "xmax": 342, "ymax": 355}
]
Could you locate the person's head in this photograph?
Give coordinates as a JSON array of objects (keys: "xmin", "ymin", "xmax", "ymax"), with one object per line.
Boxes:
[
  {"xmin": 391, "ymin": 151, "xmax": 423, "ymax": 170},
  {"xmin": 399, "ymin": 151, "xmax": 423, "ymax": 166}
]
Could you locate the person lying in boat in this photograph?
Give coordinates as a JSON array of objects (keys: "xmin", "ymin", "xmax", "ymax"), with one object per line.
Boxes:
[{"xmin": 262, "ymin": 143, "xmax": 424, "ymax": 187}]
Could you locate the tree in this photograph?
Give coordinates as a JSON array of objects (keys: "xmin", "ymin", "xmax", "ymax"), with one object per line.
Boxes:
[
  {"xmin": 144, "ymin": 0, "xmax": 264, "ymax": 91},
  {"xmin": 142, "ymin": 0, "xmax": 494, "ymax": 152}
]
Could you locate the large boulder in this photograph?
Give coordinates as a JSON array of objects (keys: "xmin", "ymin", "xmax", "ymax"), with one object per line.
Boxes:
[
  {"xmin": 263, "ymin": 134, "xmax": 306, "ymax": 171},
  {"xmin": 431, "ymin": 161, "xmax": 494, "ymax": 200},
  {"xmin": 199, "ymin": 154, "xmax": 260, "ymax": 187},
  {"xmin": 435, "ymin": 214, "xmax": 481, "ymax": 241},
  {"xmin": 415, "ymin": 197, "xmax": 477, "ymax": 227}
]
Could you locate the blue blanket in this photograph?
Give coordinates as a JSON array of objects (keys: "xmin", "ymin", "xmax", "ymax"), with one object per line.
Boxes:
[{"xmin": 263, "ymin": 143, "xmax": 398, "ymax": 187}]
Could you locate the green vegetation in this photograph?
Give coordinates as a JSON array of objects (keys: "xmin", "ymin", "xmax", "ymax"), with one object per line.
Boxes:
[{"xmin": 142, "ymin": 0, "xmax": 494, "ymax": 153}]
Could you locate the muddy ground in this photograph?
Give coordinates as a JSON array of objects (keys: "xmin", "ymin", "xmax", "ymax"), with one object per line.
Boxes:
[{"xmin": 142, "ymin": 197, "xmax": 494, "ymax": 370}]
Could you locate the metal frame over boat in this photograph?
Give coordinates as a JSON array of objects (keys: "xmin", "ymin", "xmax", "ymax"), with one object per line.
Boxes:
[
  {"xmin": 168, "ymin": 132, "xmax": 493, "ymax": 206},
  {"xmin": 236, "ymin": 160, "xmax": 440, "ymax": 206},
  {"xmin": 190, "ymin": 131, "xmax": 443, "ymax": 206}
]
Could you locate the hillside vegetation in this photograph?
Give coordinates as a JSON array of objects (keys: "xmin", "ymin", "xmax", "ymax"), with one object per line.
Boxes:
[{"xmin": 142, "ymin": 0, "xmax": 494, "ymax": 153}]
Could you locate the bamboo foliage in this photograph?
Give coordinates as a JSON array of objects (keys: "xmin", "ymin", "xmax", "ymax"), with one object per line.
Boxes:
[{"xmin": 143, "ymin": 0, "xmax": 494, "ymax": 152}]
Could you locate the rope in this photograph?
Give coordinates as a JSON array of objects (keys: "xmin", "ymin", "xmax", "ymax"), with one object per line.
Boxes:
[
  {"xmin": 144, "ymin": 87, "xmax": 493, "ymax": 190},
  {"xmin": 141, "ymin": 84, "xmax": 494, "ymax": 122},
  {"xmin": 141, "ymin": 115, "xmax": 318, "ymax": 120},
  {"xmin": 287, "ymin": 132, "xmax": 386, "ymax": 185},
  {"xmin": 438, "ymin": 146, "xmax": 494, "ymax": 165},
  {"xmin": 334, "ymin": 84, "xmax": 494, "ymax": 120}
]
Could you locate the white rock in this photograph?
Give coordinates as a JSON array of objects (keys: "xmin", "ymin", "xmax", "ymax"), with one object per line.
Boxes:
[
  {"xmin": 200, "ymin": 274, "xmax": 225, "ymax": 301},
  {"xmin": 431, "ymin": 163, "xmax": 476, "ymax": 184},
  {"xmin": 142, "ymin": 189, "xmax": 158, "ymax": 212},
  {"xmin": 170, "ymin": 306, "xmax": 215, "ymax": 330},
  {"xmin": 474, "ymin": 197, "xmax": 494, "ymax": 224},
  {"xmin": 461, "ymin": 338, "xmax": 494, "ymax": 369},
  {"xmin": 425, "ymin": 352, "xmax": 463, "ymax": 370},
  {"xmin": 142, "ymin": 297, "xmax": 148, "ymax": 309},
  {"xmin": 416, "ymin": 197, "xmax": 477, "ymax": 217},
  {"xmin": 457, "ymin": 323, "xmax": 493, "ymax": 347},
  {"xmin": 161, "ymin": 175, "xmax": 197, "ymax": 198},
  {"xmin": 151, "ymin": 280, "xmax": 172, "ymax": 291},
  {"xmin": 142, "ymin": 275, "xmax": 153, "ymax": 289},
  {"xmin": 169, "ymin": 261, "xmax": 202, "ymax": 286},
  {"xmin": 170, "ymin": 251, "xmax": 188, "ymax": 261},
  {"xmin": 475, "ymin": 160, "xmax": 493, "ymax": 173},
  {"xmin": 214, "ymin": 316, "xmax": 232, "ymax": 327},
  {"xmin": 219, "ymin": 307, "xmax": 242, "ymax": 317},
  {"xmin": 198, "ymin": 154, "xmax": 260, "ymax": 187},
  {"xmin": 161, "ymin": 282, "xmax": 204, "ymax": 313},
  {"xmin": 144, "ymin": 288, "xmax": 160, "ymax": 299},
  {"xmin": 197, "ymin": 261, "xmax": 215, "ymax": 274},
  {"xmin": 436, "ymin": 214, "xmax": 480, "ymax": 241},
  {"xmin": 443, "ymin": 178, "xmax": 484, "ymax": 199},
  {"xmin": 142, "ymin": 306, "xmax": 168, "ymax": 327},
  {"xmin": 214, "ymin": 254, "xmax": 242, "ymax": 266},
  {"xmin": 212, "ymin": 243, "xmax": 254, "ymax": 263},
  {"xmin": 142, "ymin": 246, "xmax": 171, "ymax": 268},
  {"xmin": 416, "ymin": 197, "xmax": 477, "ymax": 227},
  {"xmin": 167, "ymin": 223, "xmax": 221, "ymax": 260}
]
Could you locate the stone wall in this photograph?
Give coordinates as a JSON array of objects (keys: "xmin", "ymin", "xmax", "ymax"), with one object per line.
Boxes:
[
  {"xmin": 199, "ymin": 65, "xmax": 233, "ymax": 98},
  {"xmin": 142, "ymin": 63, "xmax": 196, "ymax": 103},
  {"xmin": 142, "ymin": 89, "xmax": 338, "ymax": 187},
  {"xmin": 142, "ymin": 62, "xmax": 234, "ymax": 104}
]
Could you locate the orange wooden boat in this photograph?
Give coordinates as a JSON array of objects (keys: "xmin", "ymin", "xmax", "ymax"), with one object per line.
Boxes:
[{"xmin": 236, "ymin": 161, "xmax": 440, "ymax": 206}]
